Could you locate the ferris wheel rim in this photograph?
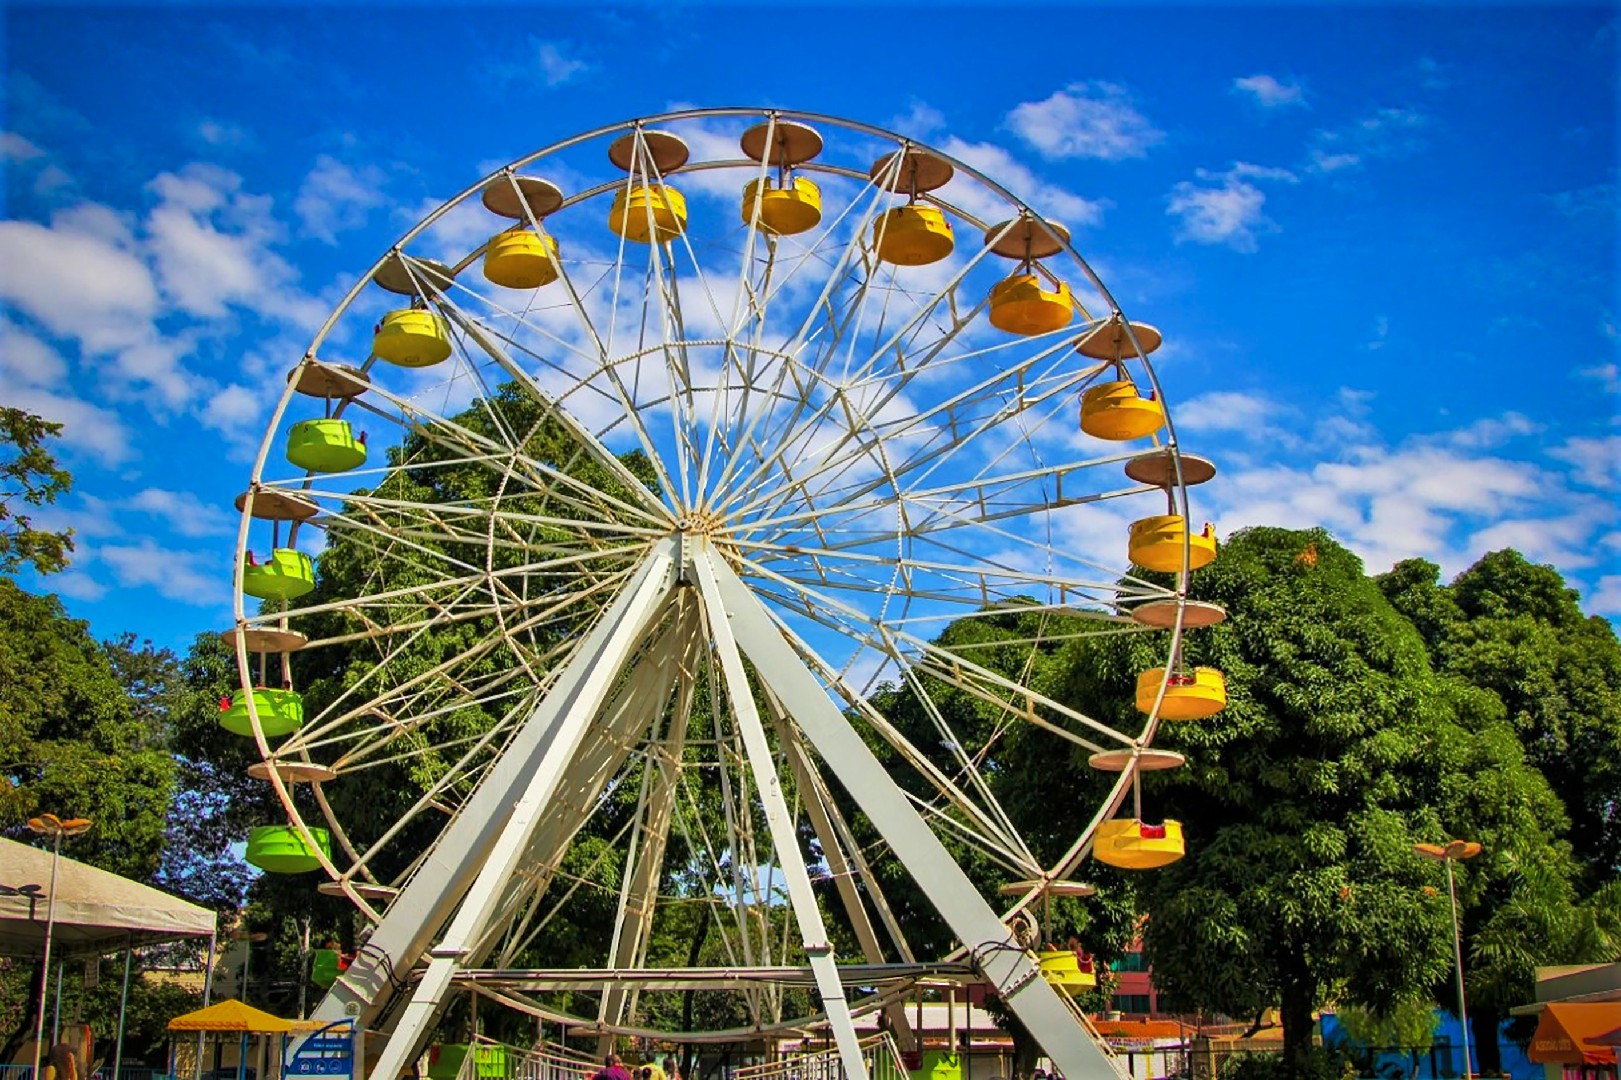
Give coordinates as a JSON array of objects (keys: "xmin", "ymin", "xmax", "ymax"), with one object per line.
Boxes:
[{"xmin": 227, "ymin": 108, "xmax": 1213, "ymax": 1047}]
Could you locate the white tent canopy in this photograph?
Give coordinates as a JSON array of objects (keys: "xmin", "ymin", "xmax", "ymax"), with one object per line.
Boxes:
[{"xmin": 0, "ymin": 837, "xmax": 217, "ymax": 957}]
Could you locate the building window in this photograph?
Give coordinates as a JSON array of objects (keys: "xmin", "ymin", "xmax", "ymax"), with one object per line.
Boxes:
[{"xmin": 1113, "ymin": 994, "xmax": 1152, "ymax": 1014}]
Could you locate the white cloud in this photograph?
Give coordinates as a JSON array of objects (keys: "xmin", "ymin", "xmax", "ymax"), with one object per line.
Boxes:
[
  {"xmin": 1233, "ymin": 74, "xmax": 1306, "ymax": 108},
  {"xmin": 938, "ymin": 136, "xmax": 1108, "ymax": 228},
  {"xmin": 3, "ymin": 384, "xmax": 135, "ymax": 466},
  {"xmin": 50, "ymin": 571, "xmax": 109, "ymax": 602},
  {"xmin": 1308, "ymin": 107, "xmax": 1427, "ymax": 174},
  {"xmin": 1166, "ymin": 163, "xmax": 1295, "ymax": 252},
  {"xmin": 197, "ymin": 119, "xmax": 249, "ymax": 148},
  {"xmin": 1549, "ymin": 435, "xmax": 1621, "ymax": 488},
  {"xmin": 146, "ymin": 165, "xmax": 290, "ymax": 317},
  {"xmin": 885, "ymin": 100, "xmax": 947, "ymax": 139},
  {"xmin": 1, "ymin": 131, "xmax": 44, "ymax": 162},
  {"xmin": 494, "ymin": 37, "xmax": 587, "ymax": 87},
  {"xmin": 1175, "ymin": 391, "xmax": 1283, "ymax": 434},
  {"xmin": 0, "ymin": 318, "xmax": 69, "ymax": 385},
  {"xmin": 127, "ymin": 488, "xmax": 237, "ymax": 538},
  {"xmin": 99, "ymin": 539, "xmax": 230, "ymax": 606},
  {"xmin": 1441, "ymin": 411, "xmax": 1541, "ymax": 450},
  {"xmin": 1469, "ymin": 501, "xmax": 1615, "ymax": 571},
  {"xmin": 1005, "ymin": 82, "xmax": 1165, "ymax": 162},
  {"xmin": 1576, "ymin": 361, "xmax": 1619, "ymax": 394},
  {"xmin": 0, "ymin": 214, "xmax": 158, "ymax": 350},
  {"xmin": 1590, "ymin": 575, "xmax": 1621, "ymax": 615},
  {"xmin": 295, "ymin": 154, "xmax": 387, "ymax": 244}
]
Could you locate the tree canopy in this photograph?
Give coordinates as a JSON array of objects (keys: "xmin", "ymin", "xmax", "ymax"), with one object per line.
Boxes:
[{"xmin": 0, "ymin": 407, "xmax": 75, "ymax": 576}]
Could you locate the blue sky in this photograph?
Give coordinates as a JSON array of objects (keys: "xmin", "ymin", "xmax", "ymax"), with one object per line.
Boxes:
[{"xmin": 2, "ymin": 3, "xmax": 1616, "ymax": 651}]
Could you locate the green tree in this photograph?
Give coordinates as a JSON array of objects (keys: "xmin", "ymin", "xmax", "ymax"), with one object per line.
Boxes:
[
  {"xmin": 1334, "ymin": 996, "xmax": 1437, "ymax": 1079},
  {"xmin": 1379, "ymin": 551, "xmax": 1621, "ymax": 887},
  {"xmin": 1037, "ymin": 528, "xmax": 1461, "ymax": 1077},
  {"xmin": 0, "ymin": 584, "xmax": 191, "ymax": 1063},
  {"xmin": 0, "ymin": 580, "xmax": 175, "ymax": 876},
  {"xmin": 0, "ymin": 406, "xmax": 75, "ymax": 575}
]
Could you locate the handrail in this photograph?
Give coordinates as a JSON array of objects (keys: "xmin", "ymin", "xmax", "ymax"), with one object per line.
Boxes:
[
  {"xmin": 456, "ymin": 1036, "xmax": 596, "ymax": 1080},
  {"xmin": 733, "ymin": 1031, "xmax": 907, "ymax": 1080}
]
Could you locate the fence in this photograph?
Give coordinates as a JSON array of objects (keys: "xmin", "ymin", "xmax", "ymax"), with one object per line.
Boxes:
[{"xmin": 0, "ymin": 1067, "xmax": 161, "ymax": 1080}]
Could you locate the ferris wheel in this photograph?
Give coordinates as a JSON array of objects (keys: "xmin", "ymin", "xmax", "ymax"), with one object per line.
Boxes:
[{"xmin": 224, "ymin": 108, "xmax": 1226, "ymax": 1075}]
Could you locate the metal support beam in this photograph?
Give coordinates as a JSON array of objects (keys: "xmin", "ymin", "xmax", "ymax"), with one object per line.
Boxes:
[
  {"xmin": 309, "ymin": 541, "xmax": 680, "ymax": 1031},
  {"xmin": 694, "ymin": 550, "xmax": 870, "ymax": 1080},
  {"xmin": 770, "ymin": 691, "xmax": 916, "ymax": 1051},
  {"xmin": 353, "ymin": 544, "xmax": 678, "ymax": 1080},
  {"xmin": 701, "ymin": 547, "xmax": 1119, "ymax": 1080}
]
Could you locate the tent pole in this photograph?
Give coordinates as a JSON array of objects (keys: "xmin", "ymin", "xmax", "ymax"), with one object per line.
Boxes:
[
  {"xmin": 29, "ymin": 830, "xmax": 65, "ymax": 1080},
  {"xmin": 113, "ymin": 938, "xmax": 134, "ymax": 1080},
  {"xmin": 199, "ymin": 930, "xmax": 217, "ymax": 1080}
]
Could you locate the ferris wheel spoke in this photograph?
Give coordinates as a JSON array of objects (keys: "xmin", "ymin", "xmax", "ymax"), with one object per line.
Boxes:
[
  {"xmin": 432, "ymin": 293, "xmax": 677, "ymax": 518},
  {"xmin": 728, "ymin": 333, "xmax": 1089, "ymax": 536},
  {"xmin": 738, "ymin": 552, "xmax": 1135, "ymax": 750},
  {"xmin": 289, "ymin": 572, "xmax": 632, "ymax": 757},
  {"xmin": 737, "ymin": 583, "xmax": 1043, "ymax": 862},
  {"xmin": 706, "ymin": 174, "xmax": 898, "ymax": 500},
  {"xmin": 724, "ymin": 232, "xmax": 1006, "ymax": 513}
]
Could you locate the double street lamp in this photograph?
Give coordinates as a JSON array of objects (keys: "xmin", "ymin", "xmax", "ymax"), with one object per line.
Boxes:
[
  {"xmin": 1415, "ymin": 839, "xmax": 1482, "ymax": 1080},
  {"xmin": 27, "ymin": 814, "xmax": 94, "ymax": 1080}
]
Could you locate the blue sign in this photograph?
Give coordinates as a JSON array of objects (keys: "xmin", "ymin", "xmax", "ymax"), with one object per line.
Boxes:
[{"xmin": 287, "ymin": 1021, "xmax": 356, "ymax": 1080}]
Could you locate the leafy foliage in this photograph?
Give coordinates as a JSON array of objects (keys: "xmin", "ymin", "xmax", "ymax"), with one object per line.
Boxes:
[{"xmin": 0, "ymin": 407, "xmax": 75, "ymax": 575}]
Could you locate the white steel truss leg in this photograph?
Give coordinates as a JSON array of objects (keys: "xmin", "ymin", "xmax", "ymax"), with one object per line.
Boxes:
[
  {"xmin": 700, "ymin": 546, "xmax": 1118, "ymax": 1080},
  {"xmin": 311, "ymin": 542, "xmax": 681, "ymax": 1029},
  {"xmin": 597, "ymin": 605, "xmax": 704, "ymax": 1044},
  {"xmin": 363, "ymin": 545, "xmax": 679, "ymax": 1080},
  {"xmin": 694, "ymin": 550, "xmax": 871, "ymax": 1080}
]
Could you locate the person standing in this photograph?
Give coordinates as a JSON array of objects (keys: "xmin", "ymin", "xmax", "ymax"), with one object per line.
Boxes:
[{"xmin": 593, "ymin": 1055, "xmax": 632, "ymax": 1080}]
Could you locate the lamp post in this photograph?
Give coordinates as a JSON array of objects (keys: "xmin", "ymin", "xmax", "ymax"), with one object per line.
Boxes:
[
  {"xmin": 1416, "ymin": 839, "xmax": 1482, "ymax": 1080},
  {"xmin": 27, "ymin": 814, "xmax": 93, "ymax": 1080}
]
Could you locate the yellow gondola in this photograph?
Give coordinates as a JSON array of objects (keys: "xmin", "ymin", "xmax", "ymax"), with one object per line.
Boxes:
[
  {"xmin": 1080, "ymin": 380, "xmax": 1165, "ymax": 440},
  {"xmin": 609, "ymin": 184, "xmax": 687, "ymax": 243},
  {"xmin": 1128, "ymin": 515, "xmax": 1218, "ymax": 573},
  {"xmin": 988, "ymin": 273, "xmax": 1074, "ymax": 335},
  {"xmin": 483, "ymin": 229, "xmax": 560, "ymax": 289},
  {"xmin": 373, "ymin": 309, "xmax": 453, "ymax": 368},
  {"xmin": 873, "ymin": 205, "xmax": 953, "ymax": 266},
  {"xmin": 1037, "ymin": 949, "xmax": 1099, "ymax": 994},
  {"xmin": 1093, "ymin": 819, "xmax": 1185, "ymax": 869},
  {"xmin": 742, "ymin": 176, "xmax": 822, "ymax": 236},
  {"xmin": 1135, "ymin": 667, "xmax": 1227, "ymax": 720}
]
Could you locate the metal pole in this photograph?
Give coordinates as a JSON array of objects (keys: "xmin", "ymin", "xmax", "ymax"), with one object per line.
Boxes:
[
  {"xmin": 1446, "ymin": 858, "xmax": 1472, "ymax": 1080},
  {"xmin": 114, "ymin": 942, "xmax": 134, "ymax": 1080},
  {"xmin": 53, "ymin": 960, "xmax": 65, "ymax": 1042},
  {"xmin": 298, "ymin": 919, "xmax": 311, "ymax": 1020},
  {"xmin": 30, "ymin": 830, "xmax": 64, "ymax": 1080}
]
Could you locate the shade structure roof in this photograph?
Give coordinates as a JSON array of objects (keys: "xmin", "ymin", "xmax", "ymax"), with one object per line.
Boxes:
[
  {"xmin": 1529, "ymin": 1003, "xmax": 1621, "ymax": 1065},
  {"xmin": 0, "ymin": 837, "xmax": 216, "ymax": 958},
  {"xmin": 167, "ymin": 999, "xmax": 293, "ymax": 1033}
]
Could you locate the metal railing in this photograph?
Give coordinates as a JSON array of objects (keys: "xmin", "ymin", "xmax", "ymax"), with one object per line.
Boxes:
[
  {"xmin": 732, "ymin": 1033, "xmax": 908, "ymax": 1080},
  {"xmin": 457, "ymin": 1036, "xmax": 597, "ymax": 1080}
]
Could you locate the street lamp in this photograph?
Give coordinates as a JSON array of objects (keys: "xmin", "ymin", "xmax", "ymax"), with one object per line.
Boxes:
[
  {"xmin": 1416, "ymin": 839, "xmax": 1482, "ymax": 1080},
  {"xmin": 27, "ymin": 814, "xmax": 93, "ymax": 1080}
]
